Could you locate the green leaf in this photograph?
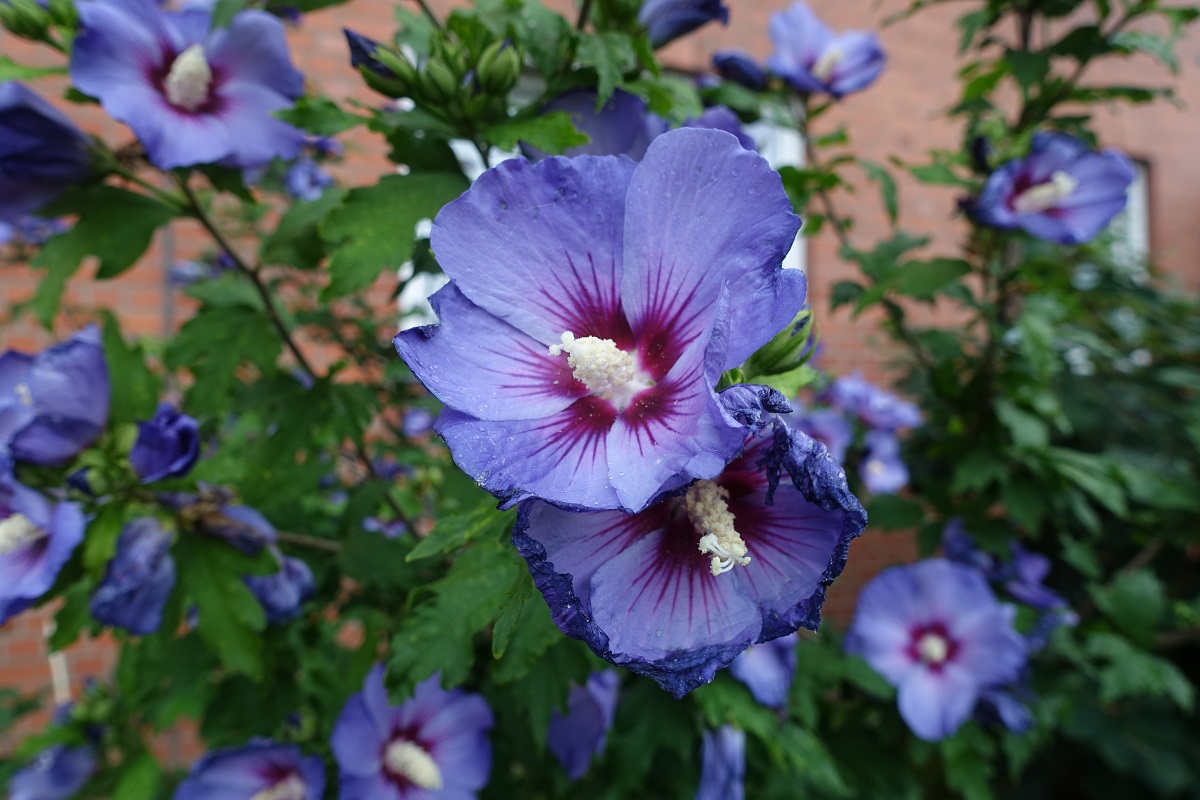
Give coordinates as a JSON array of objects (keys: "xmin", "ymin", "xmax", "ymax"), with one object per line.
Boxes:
[
  {"xmin": 274, "ymin": 97, "xmax": 366, "ymax": 136},
  {"xmin": 490, "ymin": 571, "xmax": 531, "ymax": 661},
  {"xmin": 406, "ymin": 503, "xmax": 510, "ymax": 561},
  {"xmin": 112, "ymin": 753, "xmax": 163, "ymax": 800},
  {"xmin": 1006, "ymin": 49, "xmax": 1051, "ymax": 91},
  {"xmin": 0, "ymin": 56, "xmax": 66, "ymax": 81},
  {"xmin": 995, "ymin": 399, "xmax": 1049, "ymax": 449},
  {"xmin": 939, "ymin": 726, "xmax": 996, "ymax": 800},
  {"xmin": 1043, "ymin": 447, "xmax": 1127, "ymax": 517},
  {"xmin": 483, "ymin": 112, "xmax": 589, "ymax": 154},
  {"xmin": 338, "ymin": 531, "xmax": 422, "ymax": 591},
  {"xmin": 261, "ymin": 187, "xmax": 347, "ymax": 270},
  {"xmin": 1086, "ymin": 632, "xmax": 1194, "ymax": 710},
  {"xmin": 209, "ymin": 0, "xmax": 248, "ymax": 28},
  {"xmin": 100, "ymin": 312, "xmax": 161, "ymax": 427},
  {"xmin": 49, "ymin": 581, "xmax": 94, "ymax": 652},
  {"xmin": 859, "ymin": 159, "xmax": 898, "ymax": 225},
  {"xmin": 320, "ymin": 173, "xmax": 467, "ymax": 300},
  {"xmin": 1110, "ymin": 31, "xmax": 1178, "ymax": 72},
  {"xmin": 909, "ymin": 163, "xmax": 970, "ymax": 187},
  {"xmin": 865, "ymin": 494, "xmax": 924, "ymax": 531},
  {"xmin": 1091, "ymin": 570, "xmax": 1167, "ymax": 646},
  {"xmin": 492, "ymin": 577, "xmax": 561, "ymax": 683},
  {"xmin": 577, "ymin": 31, "xmax": 637, "ymax": 105},
  {"xmin": 165, "ymin": 306, "xmax": 280, "ymax": 414},
  {"xmin": 83, "ymin": 504, "xmax": 126, "ymax": 574},
  {"xmin": 757, "ymin": 364, "xmax": 820, "ymax": 398},
  {"xmin": 893, "ymin": 258, "xmax": 971, "ymax": 300}
]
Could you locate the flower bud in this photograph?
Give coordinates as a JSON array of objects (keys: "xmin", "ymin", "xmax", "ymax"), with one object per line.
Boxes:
[
  {"xmin": 0, "ymin": 0, "xmax": 50, "ymax": 40},
  {"xmin": 476, "ymin": 41, "xmax": 521, "ymax": 96},
  {"xmin": 419, "ymin": 59, "xmax": 460, "ymax": 106},
  {"xmin": 743, "ymin": 308, "xmax": 814, "ymax": 378}
]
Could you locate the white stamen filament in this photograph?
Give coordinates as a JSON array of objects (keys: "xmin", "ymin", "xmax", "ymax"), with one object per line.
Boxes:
[
  {"xmin": 686, "ymin": 480, "xmax": 750, "ymax": 577},
  {"xmin": 165, "ymin": 44, "xmax": 213, "ymax": 112},
  {"xmin": 811, "ymin": 45, "xmax": 844, "ymax": 82},
  {"xmin": 0, "ymin": 513, "xmax": 46, "ymax": 556},
  {"xmin": 1012, "ymin": 170, "xmax": 1078, "ymax": 214},
  {"xmin": 916, "ymin": 632, "xmax": 950, "ymax": 666},
  {"xmin": 250, "ymin": 774, "xmax": 308, "ymax": 800},
  {"xmin": 385, "ymin": 740, "xmax": 443, "ymax": 790},
  {"xmin": 549, "ymin": 332, "xmax": 650, "ymax": 411}
]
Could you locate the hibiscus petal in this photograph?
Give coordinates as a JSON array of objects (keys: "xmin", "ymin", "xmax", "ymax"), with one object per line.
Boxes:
[
  {"xmin": 210, "ymin": 81, "xmax": 306, "ymax": 168},
  {"xmin": 897, "ymin": 665, "xmax": 979, "ymax": 741},
  {"xmin": 72, "ymin": 0, "xmax": 166, "ymax": 95},
  {"xmin": 206, "ymin": 10, "xmax": 304, "ymax": 99}
]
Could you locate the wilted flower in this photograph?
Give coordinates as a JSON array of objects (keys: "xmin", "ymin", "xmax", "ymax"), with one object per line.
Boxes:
[
  {"xmin": 174, "ymin": 740, "xmax": 325, "ymax": 800},
  {"xmin": 639, "ymin": 0, "xmax": 729, "ymax": 49},
  {"xmin": 548, "ymin": 670, "xmax": 620, "ymax": 780},
  {"xmin": 514, "ymin": 425, "xmax": 865, "ymax": 697},
  {"xmin": 9, "ymin": 743, "xmax": 97, "ymax": 800},
  {"xmin": 91, "ymin": 517, "xmax": 176, "ymax": 635},
  {"xmin": 695, "ymin": 726, "xmax": 745, "ymax": 800},
  {"xmin": 845, "ymin": 559, "xmax": 1027, "ymax": 741},
  {"xmin": 712, "ymin": 51, "xmax": 768, "ymax": 90},
  {"xmin": 972, "ymin": 132, "xmax": 1134, "ymax": 245},
  {"xmin": 332, "ymin": 665, "xmax": 493, "ymax": 799},
  {"xmin": 0, "ymin": 325, "xmax": 110, "ymax": 466},
  {"xmin": 0, "ymin": 463, "xmax": 86, "ymax": 624},
  {"xmin": 130, "ymin": 403, "xmax": 200, "ymax": 484},
  {"xmin": 728, "ymin": 632, "xmax": 798, "ymax": 709},
  {"xmin": 0, "ymin": 82, "xmax": 94, "ymax": 224},
  {"xmin": 71, "ymin": 0, "xmax": 306, "ymax": 170},
  {"xmin": 766, "ymin": 2, "xmax": 885, "ymax": 98},
  {"xmin": 395, "ymin": 128, "xmax": 805, "ymax": 513},
  {"xmin": 284, "ymin": 157, "xmax": 333, "ymax": 201},
  {"xmin": 244, "ymin": 554, "xmax": 315, "ymax": 624},
  {"xmin": 859, "ymin": 430, "xmax": 909, "ymax": 494}
]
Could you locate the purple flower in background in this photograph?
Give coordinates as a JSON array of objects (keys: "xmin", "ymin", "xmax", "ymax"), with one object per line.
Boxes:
[
  {"xmin": 71, "ymin": 0, "xmax": 306, "ymax": 170},
  {"xmin": 823, "ymin": 371, "xmax": 919, "ymax": 431},
  {"xmin": 975, "ymin": 685, "xmax": 1033, "ymax": 734},
  {"xmin": 344, "ymin": 28, "xmax": 393, "ymax": 78},
  {"xmin": 793, "ymin": 404, "xmax": 852, "ymax": 463},
  {"xmin": 169, "ymin": 250, "xmax": 236, "ymax": 286},
  {"xmin": 859, "ymin": 430, "xmax": 909, "ymax": 494},
  {"xmin": 0, "ymin": 215, "xmax": 70, "ymax": 246},
  {"xmin": 130, "ymin": 403, "xmax": 200, "ymax": 484},
  {"xmin": 729, "ymin": 632, "xmax": 798, "ymax": 708},
  {"xmin": 685, "ymin": 106, "xmax": 756, "ymax": 152},
  {"xmin": 363, "ymin": 517, "xmax": 407, "ymax": 539},
  {"xmin": 548, "ymin": 670, "xmax": 620, "ymax": 780},
  {"xmin": 245, "ymin": 554, "xmax": 315, "ymax": 624},
  {"xmin": 696, "ymin": 726, "xmax": 745, "ymax": 800},
  {"xmin": 9, "ymin": 744, "xmax": 97, "ymax": 800},
  {"xmin": 174, "ymin": 740, "xmax": 325, "ymax": 800},
  {"xmin": 514, "ymin": 425, "xmax": 865, "ymax": 697},
  {"xmin": 332, "ymin": 665, "xmax": 493, "ymax": 799},
  {"xmin": 973, "ymin": 132, "xmax": 1134, "ymax": 245},
  {"xmin": 0, "ymin": 326, "xmax": 110, "ymax": 466},
  {"xmin": 0, "ymin": 82, "xmax": 94, "ymax": 224},
  {"xmin": 90, "ymin": 517, "xmax": 176, "ymax": 635},
  {"xmin": 396, "ymin": 128, "xmax": 805, "ymax": 513},
  {"xmin": 309, "ymin": 135, "xmax": 343, "ymax": 158},
  {"xmin": 766, "ymin": 2, "xmax": 885, "ymax": 98},
  {"xmin": 845, "ymin": 559, "xmax": 1027, "ymax": 741},
  {"xmin": 712, "ymin": 51, "xmax": 768, "ymax": 90},
  {"xmin": 284, "ymin": 157, "xmax": 333, "ymax": 201},
  {"xmin": 639, "ymin": 0, "xmax": 729, "ymax": 48},
  {"xmin": 208, "ymin": 501, "xmax": 278, "ymax": 555},
  {"xmin": 0, "ymin": 463, "xmax": 86, "ymax": 624},
  {"xmin": 941, "ymin": 521, "xmax": 1067, "ymax": 611},
  {"xmin": 401, "ymin": 407, "xmax": 436, "ymax": 438}
]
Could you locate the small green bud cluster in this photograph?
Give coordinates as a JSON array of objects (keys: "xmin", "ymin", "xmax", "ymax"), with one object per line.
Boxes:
[{"xmin": 0, "ymin": 0, "xmax": 53, "ymax": 42}]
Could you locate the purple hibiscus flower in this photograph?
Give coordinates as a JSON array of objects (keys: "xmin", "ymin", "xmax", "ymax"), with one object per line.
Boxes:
[
  {"xmin": 766, "ymin": 2, "xmax": 885, "ymax": 98},
  {"xmin": 130, "ymin": 402, "xmax": 200, "ymax": 483},
  {"xmin": 244, "ymin": 554, "xmax": 315, "ymax": 624},
  {"xmin": 395, "ymin": 128, "xmax": 805, "ymax": 513},
  {"xmin": 728, "ymin": 632, "xmax": 798, "ymax": 709},
  {"xmin": 941, "ymin": 520, "xmax": 1067, "ymax": 611},
  {"xmin": 514, "ymin": 424, "xmax": 866, "ymax": 697},
  {"xmin": 859, "ymin": 430, "xmax": 909, "ymax": 495},
  {"xmin": 845, "ymin": 558, "xmax": 1028, "ymax": 741},
  {"xmin": 0, "ymin": 82, "xmax": 94, "ymax": 224},
  {"xmin": 972, "ymin": 132, "xmax": 1134, "ymax": 245},
  {"xmin": 822, "ymin": 371, "xmax": 920, "ymax": 431},
  {"xmin": 0, "ymin": 461, "xmax": 86, "ymax": 624},
  {"xmin": 284, "ymin": 157, "xmax": 333, "ymax": 201},
  {"xmin": 712, "ymin": 51, "xmax": 768, "ymax": 90},
  {"xmin": 696, "ymin": 726, "xmax": 745, "ymax": 800},
  {"xmin": 639, "ymin": 0, "xmax": 729, "ymax": 48},
  {"xmin": 332, "ymin": 665, "xmax": 493, "ymax": 799},
  {"xmin": 548, "ymin": 670, "xmax": 621, "ymax": 781},
  {"xmin": 793, "ymin": 403, "xmax": 853, "ymax": 463},
  {"xmin": 71, "ymin": 0, "xmax": 306, "ymax": 170},
  {"xmin": 0, "ymin": 215, "xmax": 70, "ymax": 246},
  {"xmin": 90, "ymin": 517, "xmax": 176, "ymax": 635},
  {"xmin": 9, "ymin": 743, "xmax": 97, "ymax": 800},
  {"xmin": 0, "ymin": 325, "xmax": 110, "ymax": 466},
  {"xmin": 174, "ymin": 740, "xmax": 325, "ymax": 800}
]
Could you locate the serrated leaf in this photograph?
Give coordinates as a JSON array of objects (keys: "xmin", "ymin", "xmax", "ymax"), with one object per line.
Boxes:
[
  {"xmin": 100, "ymin": 312, "xmax": 161, "ymax": 427},
  {"xmin": 112, "ymin": 753, "xmax": 163, "ymax": 800},
  {"xmin": 1091, "ymin": 570, "xmax": 1167, "ymax": 646},
  {"xmin": 1086, "ymin": 632, "xmax": 1194, "ymax": 710},
  {"xmin": 577, "ymin": 31, "xmax": 637, "ymax": 105},
  {"xmin": 274, "ymin": 97, "xmax": 365, "ymax": 136},
  {"xmin": 164, "ymin": 305, "xmax": 280, "ymax": 414},
  {"xmin": 893, "ymin": 258, "xmax": 971, "ymax": 300},
  {"xmin": 483, "ymin": 112, "xmax": 589, "ymax": 154},
  {"xmin": 83, "ymin": 504, "xmax": 126, "ymax": 574},
  {"xmin": 406, "ymin": 502, "xmax": 509, "ymax": 561},
  {"xmin": 49, "ymin": 581, "xmax": 94, "ymax": 652},
  {"xmin": 491, "ymin": 571, "xmax": 531, "ymax": 660},
  {"xmin": 491, "ymin": 578, "xmax": 561, "ymax": 683},
  {"xmin": 859, "ymin": 159, "xmax": 898, "ymax": 225},
  {"xmin": 338, "ymin": 531, "xmax": 422, "ymax": 591},
  {"xmin": 865, "ymin": 494, "xmax": 924, "ymax": 531}
]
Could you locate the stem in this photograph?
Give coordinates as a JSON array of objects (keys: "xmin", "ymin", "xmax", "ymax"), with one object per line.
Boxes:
[
  {"xmin": 276, "ymin": 530, "xmax": 342, "ymax": 554},
  {"xmin": 413, "ymin": 0, "xmax": 441, "ymax": 28},
  {"xmin": 575, "ymin": 0, "xmax": 594, "ymax": 31}
]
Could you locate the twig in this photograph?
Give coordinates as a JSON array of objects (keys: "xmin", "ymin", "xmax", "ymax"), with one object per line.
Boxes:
[
  {"xmin": 413, "ymin": 0, "xmax": 441, "ymax": 29},
  {"xmin": 276, "ymin": 530, "xmax": 342, "ymax": 554},
  {"xmin": 575, "ymin": 0, "xmax": 594, "ymax": 31},
  {"xmin": 1157, "ymin": 627, "xmax": 1200, "ymax": 650}
]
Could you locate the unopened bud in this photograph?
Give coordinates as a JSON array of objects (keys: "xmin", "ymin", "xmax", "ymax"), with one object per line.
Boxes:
[
  {"xmin": 743, "ymin": 308, "xmax": 815, "ymax": 378},
  {"xmin": 476, "ymin": 41, "xmax": 521, "ymax": 96},
  {"xmin": 0, "ymin": 0, "xmax": 50, "ymax": 40},
  {"xmin": 420, "ymin": 59, "xmax": 459, "ymax": 105}
]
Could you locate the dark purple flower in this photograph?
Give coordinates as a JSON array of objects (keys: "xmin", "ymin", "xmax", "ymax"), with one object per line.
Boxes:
[
  {"xmin": 363, "ymin": 517, "xmax": 407, "ymax": 539},
  {"xmin": 401, "ymin": 407, "xmax": 436, "ymax": 438},
  {"xmin": 0, "ymin": 325, "xmax": 110, "ymax": 466},
  {"xmin": 344, "ymin": 28, "xmax": 393, "ymax": 78},
  {"xmin": 1005, "ymin": 542, "xmax": 1067, "ymax": 611},
  {"xmin": 0, "ymin": 82, "xmax": 94, "ymax": 224},
  {"xmin": 71, "ymin": 0, "xmax": 305, "ymax": 170},
  {"xmin": 284, "ymin": 157, "xmax": 333, "ymax": 201},
  {"xmin": 712, "ymin": 51, "xmax": 768, "ymax": 90},
  {"xmin": 973, "ymin": 132, "xmax": 1134, "ymax": 245},
  {"xmin": 174, "ymin": 739, "xmax": 325, "ymax": 800},
  {"xmin": 0, "ymin": 463, "xmax": 86, "ymax": 624},
  {"xmin": 548, "ymin": 670, "xmax": 620, "ymax": 781},
  {"xmin": 793, "ymin": 403, "xmax": 852, "ymax": 463},
  {"xmin": 975, "ymin": 685, "xmax": 1033, "ymax": 734},
  {"xmin": 696, "ymin": 726, "xmax": 744, "ymax": 800},
  {"xmin": 395, "ymin": 128, "xmax": 805, "ymax": 513},
  {"xmin": 639, "ymin": 0, "xmax": 729, "ymax": 49},
  {"xmin": 728, "ymin": 632, "xmax": 798, "ymax": 708},
  {"xmin": 684, "ymin": 106, "xmax": 755, "ymax": 152},
  {"xmin": 765, "ymin": 2, "xmax": 885, "ymax": 98},
  {"xmin": 9, "ymin": 744, "xmax": 97, "ymax": 800},
  {"xmin": 859, "ymin": 430, "xmax": 909, "ymax": 494},
  {"xmin": 308, "ymin": 135, "xmax": 343, "ymax": 158},
  {"xmin": 845, "ymin": 559, "xmax": 1028, "ymax": 741},
  {"xmin": 244, "ymin": 554, "xmax": 314, "ymax": 624},
  {"xmin": 332, "ymin": 665, "xmax": 493, "ymax": 799},
  {"xmin": 90, "ymin": 517, "xmax": 175, "ymax": 635},
  {"xmin": 514, "ymin": 424, "xmax": 866, "ymax": 697},
  {"xmin": 130, "ymin": 402, "xmax": 200, "ymax": 484}
]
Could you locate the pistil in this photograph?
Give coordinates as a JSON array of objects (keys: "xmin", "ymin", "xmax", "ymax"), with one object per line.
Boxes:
[
  {"xmin": 811, "ymin": 45, "xmax": 844, "ymax": 82},
  {"xmin": 165, "ymin": 44, "xmax": 213, "ymax": 112},
  {"xmin": 384, "ymin": 740, "xmax": 443, "ymax": 790},
  {"xmin": 1012, "ymin": 170, "xmax": 1078, "ymax": 214},
  {"xmin": 0, "ymin": 513, "xmax": 46, "ymax": 556},
  {"xmin": 549, "ymin": 331, "xmax": 650, "ymax": 411},
  {"xmin": 686, "ymin": 480, "xmax": 750, "ymax": 576},
  {"xmin": 250, "ymin": 774, "xmax": 308, "ymax": 800},
  {"xmin": 916, "ymin": 632, "xmax": 950, "ymax": 666}
]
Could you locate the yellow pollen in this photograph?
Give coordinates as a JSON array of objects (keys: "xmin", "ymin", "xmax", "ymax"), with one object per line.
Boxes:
[
  {"xmin": 549, "ymin": 332, "xmax": 648, "ymax": 410},
  {"xmin": 1012, "ymin": 170, "xmax": 1078, "ymax": 214},
  {"xmin": 686, "ymin": 480, "xmax": 750, "ymax": 577},
  {"xmin": 249, "ymin": 774, "xmax": 307, "ymax": 800},
  {"xmin": 811, "ymin": 45, "xmax": 843, "ymax": 82},
  {"xmin": 14, "ymin": 382, "xmax": 32, "ymax": 406},
  {"xmin": 0, "ymin": 514, "xmax": 46, "ymax": 556},
  {"xmin": 916, "ymin": 633, "xmax": 950, "ymax": 665},
  {"xmin": 385, "ymin": 740, "xmax": 443, "ymax": 790},
  {"xmin": 165, "ymin": 44, "xmax": 213, "ymax": 112}
]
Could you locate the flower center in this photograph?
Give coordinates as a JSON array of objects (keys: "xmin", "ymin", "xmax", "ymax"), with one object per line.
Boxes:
[
  {"xmin": 686, "ymin": 480, "xmax": 750, "ymax": 576},
  {"xmin": 384, "ymin": 740, "xmax": 443, "ymax": 790},
  {"xmin": 165, "ymin": 44, "xmax": 213, "ymax": 112},
  {"xmin": 1012, "ymin": 170, "xmax": 1078, "ymax": 214},
  {"xmin": 0, "ymin": 513, "xmax": 46, "ymax": 556},
  {"xmin": 916, "ymin": 632, "xmax": 950, "ymax": 666},
  {"xmin": 549, "ymin": 332, "xmax": 651, "ymax": 411},
  {"xmin": 250, "ymin": 774, "xmax": 307, "ymax": 800},
  {"xmin": 13, "ymin": 382, "xmax": 32, "ymax": 405},
  {"xmin": 811, "ymin": 45, "xmax": 844, "ymax": 82}
]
